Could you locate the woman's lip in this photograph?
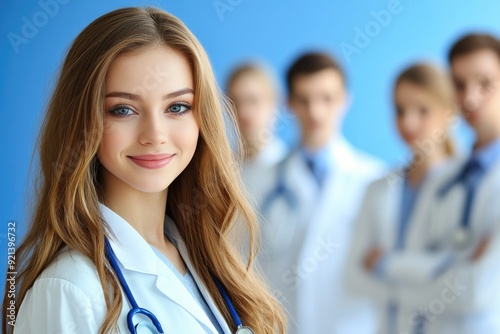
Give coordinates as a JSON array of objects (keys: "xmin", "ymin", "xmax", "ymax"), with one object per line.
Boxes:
[
  {"xmin": 128, "ymin": 154, "xmax": 175, "ymax": 169},
  {"xmin": 464, "ymin": 110, "xmax": 480, "ymax": 122},
  {"xmin": 402, "ymin": 134, "xmax": 417, "ymax": 142},
  {"xmin": 128, "ymin": 154, "xmax": 175, "ymax": 161}
]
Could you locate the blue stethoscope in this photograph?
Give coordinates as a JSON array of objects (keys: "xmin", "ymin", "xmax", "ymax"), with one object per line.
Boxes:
[
  {"xmin": 104, "ymin": 238, "xmax": 254, "ymax": 334},
  {"xmin": 261, "ymin": 154, "xmax": 298, "ymax": 215},
  {"xmin": 258, "ymin": 154, "xmax": 302, "ymax": 254},
  {"xmin": 436, "ymin": 159, "xmax": 483, "ymax": 249}
]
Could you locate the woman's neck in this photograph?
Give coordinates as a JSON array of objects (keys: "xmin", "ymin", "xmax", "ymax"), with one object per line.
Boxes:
[
  {"xmin": 301, "ymin": 130, "xmax": 334, "ymax": 152},
  {"xmin": 408, "ymin": 149, "xmax": 447, "ymax": 186},
  {"xmin": 474, "ymin": 129, "xmax": 500, "ymax": 151},
  {"xmin": 243, "ymin": 134, "xmax": 267, "ymax": 161},
  {"xmin": 102, "ymin": 178, "xmax": 168, "ymax": 246},
  {"xmin": 100, "ymin": 170, "xmax": 187, "ymax": 275}
]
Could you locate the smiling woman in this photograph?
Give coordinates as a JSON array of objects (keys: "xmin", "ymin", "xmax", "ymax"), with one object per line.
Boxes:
[
  {"xmin": 2, "ymin": 7, "xmax": 285, "ymax": 334},
  {"xmin": 100, "ymin": 45, "xmax": 199, "ymax": 195}
]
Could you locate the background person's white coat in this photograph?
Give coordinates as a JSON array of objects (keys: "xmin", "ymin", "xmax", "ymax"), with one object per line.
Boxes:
[
  {"xmin": 409, "ymin": 159, "xmax": 500, "ymax": 334},
  {"xmin": 240, "ymin": 136, "xmax": 289, "ymax": 207},
  {"xmin": 256, "ymin": 136, "xmax": 385, "ymax": 334},
  {"xmin": 346, "ymin": 166, "xmax": 458, "ymax": 334}
]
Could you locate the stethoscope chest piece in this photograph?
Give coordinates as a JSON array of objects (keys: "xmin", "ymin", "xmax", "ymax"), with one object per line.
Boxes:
[
  {"xmin": 235, "ymin": 325, "xmax": 255, "ymax": 334},
  {"xmin": 135, "ymin": 321, "xmax": 161, "ymax": 333}
]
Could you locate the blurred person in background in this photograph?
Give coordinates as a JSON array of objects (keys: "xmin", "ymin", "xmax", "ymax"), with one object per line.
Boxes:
[
  {"xmin": 256, "ymin": 52, "xmax": 385, "ymax": 334},
  {"xmin": 406, "ymin": 33, "xmax": 500, "ymax": 334},
  {"xmin": 346, "ymin": 63, "xmax": 457, "ymax": 334},
  {"xmin": 226, "ymin": 63, "xmax": 288, "ymax": 202}
]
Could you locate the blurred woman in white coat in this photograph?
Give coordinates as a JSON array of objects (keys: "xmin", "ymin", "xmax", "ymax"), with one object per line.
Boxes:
[
  {"xmin": 226, "ymin": 63, "xmax": 288, "ymax": 203},
  {"xmin": 257, "ymin": 52, "xmax": 385, "ymax": 334},
  {"xmin": 4, "ymin": 7, "xmax": 286, "ymax": 334},
  {"xmin": 346, "ymin": 63, "xmax": 457, "ymax": 334}
]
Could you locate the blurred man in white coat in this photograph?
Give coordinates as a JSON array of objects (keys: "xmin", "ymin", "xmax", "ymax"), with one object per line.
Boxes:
[
  {"xmin": 257, "ymin": 52, "xmax": 385, "ymax": 333},
  {"xmin": 405, "ymin": 33, "xmax": 500, "ymax": 334}
]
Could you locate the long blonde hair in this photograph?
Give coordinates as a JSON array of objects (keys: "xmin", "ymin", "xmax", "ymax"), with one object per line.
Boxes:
[{"xmin": 2, "ymin": 7, "xmax": 285, "ymax": 334}]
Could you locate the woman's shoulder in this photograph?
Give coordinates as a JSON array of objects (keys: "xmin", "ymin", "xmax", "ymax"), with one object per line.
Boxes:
[
  {"xmin": 36, "ymin": 248, "xmax": 104, "ymax": 297},
  {"xmin": 16, "ymin": 249, "xmax": 108, "ymax": 333},
  {"xmin": 365, "ymin": 167, "xmax": 404, "ymax": 192}
]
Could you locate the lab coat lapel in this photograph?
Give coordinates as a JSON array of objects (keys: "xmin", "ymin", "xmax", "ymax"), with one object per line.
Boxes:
[
  {"xmin": 295, "ymin": 139, "xmax": 378, "ymax": 332},
  {"xmin": 287, "ymin": 149, "xmax": 319, "ymax": 204},
  {"xmin": 470, "ymin": 160, "xmax": 500, "ymax": 230},
  {"xmin": 100, "ymin": 203, "xmax": 159, "ymax": 275},
  {"xmin": 295, "ymin": 139, "xmax": 362, "ymax": 276},
  {"xmin": 99, "ymin": 204, "xmax": 223, "ymax": 334},
  {"xmin": 379, "ymin": 170, "xmax": 404, "ymax": 248},
  {"xmin": 165, "ymin": 218, "xmax": 233, "ymax": 334},
  {"xmin": 265, "ymin": 150, "xmax": 317, "ymax": 254},
  {"xmin": 404, "ymin": 172, "xmax": 434, "ymax": 249},
  {"xmin": 154, "ymin": 265, "xmax": 221, "ymax": 334},
  {"xmin": 404, "ymin": 165, "xmax": 459, "ymax": 250},
  {"xmin": 302, "ymin": 138, "xmax": 362, "ymax": 245},
  {"xmin": 427, "ymin": 160, "xmax": 471, "ymax": 244}
]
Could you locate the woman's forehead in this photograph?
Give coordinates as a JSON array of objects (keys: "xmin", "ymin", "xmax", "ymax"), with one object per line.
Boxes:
[{"xmin": 105, "ymin": 45, "xmax": 194, "ymax": 98}]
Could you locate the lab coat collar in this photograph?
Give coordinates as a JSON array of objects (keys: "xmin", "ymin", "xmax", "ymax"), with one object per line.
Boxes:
[
  {"xmin": 330, "ymin": 135, "xmax": 362, "ymax": 169},
  {"xmin": 252, "ymin": 136, "xmax": 288, "ymax": 167},
  {"xmin": 99, "ymin": 203, "xmax": 159, "ymax": 275},
  {"xmin": 164, "ymin": 220, "xmax": 233, "ymax": 334},
  {"xmin": 99, "ymin": 203, "xmax": 230, "ymax": 334},
  {"xmin": 286, "ymin": 135, "xmax": 363, "ymax": 195},
  {"xmin": 472, "ymin": 138, "xmax": 500, "ymax": 171},
  {"xmin": 298, "ymin": 135, "xmax": 359, "ymax": 172}
]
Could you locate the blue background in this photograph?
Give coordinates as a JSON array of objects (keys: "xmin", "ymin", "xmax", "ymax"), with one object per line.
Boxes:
[{"xmin": 1, "ymin": 0, "xmax": 500, "ymax": 289}]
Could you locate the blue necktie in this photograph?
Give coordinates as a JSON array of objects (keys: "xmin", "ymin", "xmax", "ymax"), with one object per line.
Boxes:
[
  {"xmin": 460, "ymin": 159, "xmax": 484, "ymax": 229},
  {"xmin": 305, "ymin": 156, "xmax": 324, "ymax": 186}
]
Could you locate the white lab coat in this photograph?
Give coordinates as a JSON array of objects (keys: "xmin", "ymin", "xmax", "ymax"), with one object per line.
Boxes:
[
  {"xmin": 346, "ymin": 166, "xmax": 458, "ymax": 334},
  {"xmin": 240, "ymin": 136, "xmax": 288, "ymax": 207},
  {"xmin": 411, "ymin": 158, "xmax": 500, "ymax": 334},
  {"xmin": 15, "ymin": 203, "xmax": 232, "ymax": 334},
  {"xmin": 257, "ymin": 136, "xmax": 385, "ymax": 334}
]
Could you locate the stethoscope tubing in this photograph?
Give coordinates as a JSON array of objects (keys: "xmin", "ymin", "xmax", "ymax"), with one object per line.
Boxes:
[
  {"xmin": 105, "ymin": 238, "xmax": 165, "ymax": 333},
  {"xmin": 104, "ymin": 237, "xmax": 253, "ymax": 334}
]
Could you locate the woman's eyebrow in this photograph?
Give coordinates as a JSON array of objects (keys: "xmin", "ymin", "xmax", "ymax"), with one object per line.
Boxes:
[
  {"xmin": 105, "ymin": 88, "xmax": 194, "ymax": 101},
  {"xmin": 164, "ymin": 88, "xmax": 194, "ymax": 99}
]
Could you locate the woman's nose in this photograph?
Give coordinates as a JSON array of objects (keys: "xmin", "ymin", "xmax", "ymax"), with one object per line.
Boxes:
[{"xmin": 138, "ymin": 112, "xmax": 168, "ymax": 146}]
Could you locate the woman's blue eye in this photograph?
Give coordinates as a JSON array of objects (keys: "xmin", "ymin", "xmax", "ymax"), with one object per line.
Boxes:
[
  {"xmin": 110, "ymin": 106, "xmax": 134, "ymax": 117},
  {"xmin": 168, "ymin": 103, "xmax": 191, "ymax": 114}
]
